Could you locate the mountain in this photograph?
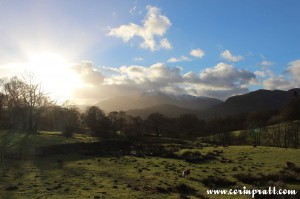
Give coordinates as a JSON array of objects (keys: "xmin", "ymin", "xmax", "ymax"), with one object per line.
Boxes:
[
  {"xmin": 206, "ymin": 88, "xmax": 300, "ymax": 117},
  {"xmin": 96, "ymin": 88, "xmax": 300, "ymax": 119},
  {"xmin": 126, "ymin": 104, "xmax": 200, "ymax": 118},
  {"xmin": 96, "ymin": 91, "xmax": 222, "ymax": 112}
]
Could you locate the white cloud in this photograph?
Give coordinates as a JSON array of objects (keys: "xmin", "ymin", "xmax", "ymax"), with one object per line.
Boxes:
[
  {"xmin": 108, "ymin": 5, "xmax": 172, "ymax": 51},
  {"xmin": 221, "ymin": 50, "xmax": 244, "ymax": 62},
  {"xmin": 190, "ymin": 48, "xmax": 205, "ymax": 58},
  {"xmin": 263, "ymin": 77, "xmax": 292, "ymax": 90},
  {"xmin": 71, "ymin": 61, "xmax": 104, "ymax": 86},
  {"xmin": 160, "ymin": 38, "xmax": 172, "ymax": 49},
  {"xmin": 254, "ymin": 60, "xmax": 275, "ymax": 79},
  {"xmin": 133, "ymin": 57, "xmax": 144, "ymax": 62},
  {"xmin": 129, "ymin": 6, "xmax": 136, "ymax": 15},
  {"xmin": 71, "ymin": 61, "xmax": 259, "ymax": 102},
  {"xmin": 287, "ymin": 59, "xmax": 300, "ymax": 79},
  {"xmin": 183, "ymin": 71, "xmax": 198, "ymax": 82},
  {"xmin": 261, "ymin": 60, "xmax": 273, "ymax": 67},
  {"xmin": 167, "ymin": 56, "xmax": 190, "ymax": 63},
  {"xmin": 148, "ymin": 63, "xmax": 183, "ymax": 84},
  {"xmin": 183, "ymin": 62, "xmax": 258, "ymax": 99},
  {"xmin": 198, "ymin": 63, "xmax": 257, "ymax": 87},
  {"xmin": 254, "ymin": 71, "xmax": 266, "ymax": 78},
  {"xmin": 262, "ymin": 59, "xmax": 300, "ymax": 91}
]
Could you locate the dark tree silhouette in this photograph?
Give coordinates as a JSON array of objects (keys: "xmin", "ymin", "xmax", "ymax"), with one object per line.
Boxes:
[
  {"xmin": 146, "ymin": 112, "xmax": 166, "ymax": 137},
  {"xmin": 84, "ymin": 106, "xmax": 109, "ymax": 137},
  {"xmin": 62, "ymin": 102, "xmax": 81, "ymax": 137},
  {"xmin": 0, "ymin": 75, "xmax": 51, "ymax": 133}
]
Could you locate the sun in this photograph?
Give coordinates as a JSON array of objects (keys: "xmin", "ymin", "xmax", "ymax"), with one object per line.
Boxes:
[{"xmin": 26, "ymin": 52, "xmax": 82, "ymax": 103}]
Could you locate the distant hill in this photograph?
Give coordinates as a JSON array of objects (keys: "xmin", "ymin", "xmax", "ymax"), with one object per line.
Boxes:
[
  {"xmin": 206, "ymin": 88, "xmax": 300, "ymax": 117},
  {"xmin": 95, "ymin": 88, "xmax": 300, "ymax": 119},
  {"xmin": 126, "ymin": 104, "xmax": 200, "ymax": 119},
  {"xmin": 96, "ymin": 91, "xmax": 222, "ymax": 112}
]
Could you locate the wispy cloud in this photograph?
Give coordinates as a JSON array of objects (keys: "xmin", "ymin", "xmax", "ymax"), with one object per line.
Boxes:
[
  {"xmin": 221, "ymin": 50, "xmax": 244, "ymax": 62},
  {"xmin": 108, "ymin": 5, "xmax": 172, "ymax": 51},
  {"xmin": 261, "ymin": 60, "xmax": 273, "ymax": 67},
  {"xmin": 167, "ymin": 56, "xmax": 190, "ymax": 63},
  {"xmin": 160, "ymin": 38, "xmax": 172, "ymax": 50},
  {"xmin": 168, "ymin": 48, "xmax": 204, "ymax": 63},
  {"xmin": 133, "ymin": 57, "xmax": 144, "ymax": 62}
]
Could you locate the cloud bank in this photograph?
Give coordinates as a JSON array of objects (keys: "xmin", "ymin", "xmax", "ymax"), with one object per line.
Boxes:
[
  {"xmin": 2, "ymin": 58, "xmax": 300, "ymax": 105},
  {"xmin": 70, "ymin": 61, "xmax": 259, "ymax": 103}
]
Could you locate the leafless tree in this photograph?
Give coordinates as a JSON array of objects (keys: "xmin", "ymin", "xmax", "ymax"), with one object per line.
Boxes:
[{"xmin": 0, "ymin": 74, "xmax": 52, "ymax": 132}]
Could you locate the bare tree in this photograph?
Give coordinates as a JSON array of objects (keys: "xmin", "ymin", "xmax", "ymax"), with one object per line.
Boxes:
[
  {"xmin": 0, "ymin": 74, "xmax": 52, "ymax": 133},
  {"xmin": 20, "ymin": 73, "xmax": 52, "ymax": 132}
]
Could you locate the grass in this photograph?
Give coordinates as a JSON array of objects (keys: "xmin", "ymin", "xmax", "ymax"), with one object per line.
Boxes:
[{"xmin": 0, "ymin": 131, "xmax": 299, "ymax": 198}]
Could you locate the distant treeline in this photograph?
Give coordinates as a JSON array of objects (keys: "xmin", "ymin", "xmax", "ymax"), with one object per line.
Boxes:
[{"xmin": 0, "ymin": 76, "xmax": 299, "ymax": 148}]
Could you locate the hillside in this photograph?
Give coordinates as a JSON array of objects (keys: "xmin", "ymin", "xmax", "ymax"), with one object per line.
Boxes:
[
  {"xmin": 126, "ymin": 104, "xmax": 200, "ymax": 118},
  {"xmin": 95, "ymin": 88, "xmax": 300, "ymax": 119},
  {"xmin": 96, "ymin": 91, "xmax": 222, "ymax": 112},
  {"xmin": 1, "ymin": 131, "xmax": 299, "ymax": 199},
  {"xmin": 206, "ymin": 88, "xmax": 300, "ymax": 117}
]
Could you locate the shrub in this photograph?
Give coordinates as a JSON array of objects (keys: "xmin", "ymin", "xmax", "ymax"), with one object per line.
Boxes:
[{"xmin": 181, "ymin": 151, "xmax": 203, "ymax": 163}]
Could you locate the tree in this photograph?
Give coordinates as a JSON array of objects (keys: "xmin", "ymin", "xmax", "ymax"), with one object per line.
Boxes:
[
  {"xmin": 0, "ymin": 92, "xmax": 5, "ymax": 123},
  {"xmin": 84, "ymin": 106, "xmax": 109, "ymax": 137},
  {"xmin": 108, "ymin": 111, "xmax": 118, "ymax": 132},
  {"xmin": 132, "ymin": 116, "xmax": 144, "ymax": 136},
  {"xmin": 122, "ymin": 115, "xmax": 144, "ymax": 136},
  {"xmin": 146, "ymin": 112, "xmax": 166, "ymax": 137},
  {"xmin": 277, "ymin": 96, "xmax": 300, "ymax": 148},
  {"xmin": 1, "ymin": 77, "xmax": 25, "ymax": 129},
  {"xmin": 0, "ymin": 75, "xmax": 51, "ymax": 132},
  {"xmin": 117, "ymin": 111, "xmax": 126, "ymax": 131},
  {"xmin": 20, "ymin": 74, "xmax": 52, "ymax": 132},
  {"xmin": 246, "ymin": 111, "xmax": 277, "ymax": 146},
  {"xmin": 63, "ymin": 105, "xmax": 81, "ymax": 137}
]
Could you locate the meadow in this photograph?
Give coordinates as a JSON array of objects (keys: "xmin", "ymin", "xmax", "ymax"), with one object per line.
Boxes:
[{"xmin": 0, "ymin": 131, "xmax": 299, "ymax": 199}]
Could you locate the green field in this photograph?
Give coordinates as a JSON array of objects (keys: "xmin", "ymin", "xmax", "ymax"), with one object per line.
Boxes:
[{"xmin": 0, "ymin": 131, "xmax": 299, "ymax": 199}]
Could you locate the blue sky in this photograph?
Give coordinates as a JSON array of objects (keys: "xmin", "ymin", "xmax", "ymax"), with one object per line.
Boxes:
[{"xmin": 0, "ymin": 0, "xmax": 300, "ymax": 104}]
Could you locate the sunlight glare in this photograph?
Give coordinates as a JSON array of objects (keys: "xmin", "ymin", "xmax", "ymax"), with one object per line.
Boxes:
[{"xmin": 27, "ymin": 52, "xmax": 82, "ymax": 103}]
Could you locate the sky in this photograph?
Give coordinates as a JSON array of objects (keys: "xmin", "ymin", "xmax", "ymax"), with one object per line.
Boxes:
[{"xmin": 0, "ymin": 0, "xmax": 300, "ymax": 104}]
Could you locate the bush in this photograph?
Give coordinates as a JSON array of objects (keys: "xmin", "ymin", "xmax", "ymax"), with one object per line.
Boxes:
[{"xmin": 181, "ymin": 151, "xmax": 203, "ymax": 163}]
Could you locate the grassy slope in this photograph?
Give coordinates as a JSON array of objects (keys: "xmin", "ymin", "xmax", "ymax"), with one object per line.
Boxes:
[{"xmin": 0, "ymin": 131, "xmax": 299, "ymax": 198}]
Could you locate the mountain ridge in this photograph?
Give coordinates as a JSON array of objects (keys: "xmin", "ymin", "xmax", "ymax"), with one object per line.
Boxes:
[
  {"xmin": 96, "ymin": 91, "xmax": 222, "ymax": 112},
  {"xmin": 96, "ymin": 88, "xmax": 300, "ymax": 119}
]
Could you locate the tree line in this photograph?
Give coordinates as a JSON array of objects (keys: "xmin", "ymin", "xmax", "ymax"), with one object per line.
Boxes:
[{"xmin": 0, "ymin": 75, "xmax": 299, "ymax": 147}]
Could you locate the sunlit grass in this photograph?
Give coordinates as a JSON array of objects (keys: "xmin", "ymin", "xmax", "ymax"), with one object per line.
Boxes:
[{"xmin": 0, "ymin": 132, "xmax": 299, "ymax": 198}]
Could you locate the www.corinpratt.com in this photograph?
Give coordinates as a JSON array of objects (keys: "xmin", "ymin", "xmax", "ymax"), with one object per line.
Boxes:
[{"xmin": 207, "ymin": 186, "xmax": 298, "ymax": 198}]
